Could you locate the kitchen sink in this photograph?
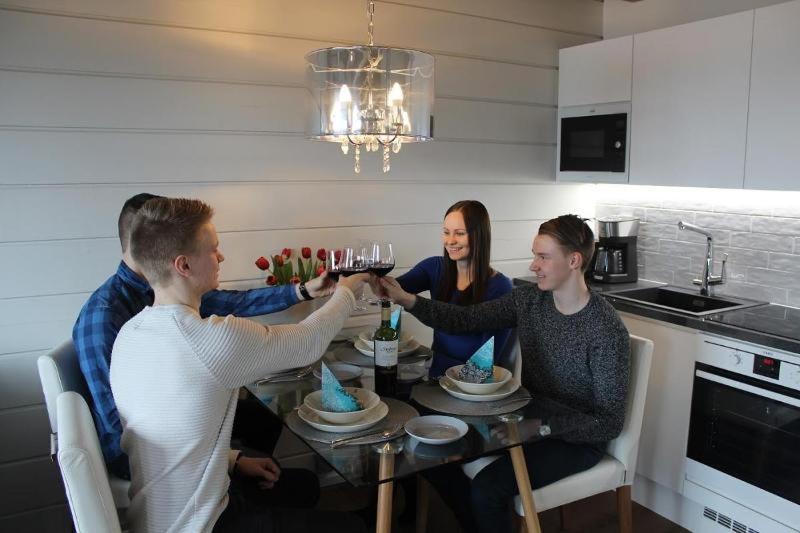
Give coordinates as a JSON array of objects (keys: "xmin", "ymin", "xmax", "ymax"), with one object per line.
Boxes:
[{"xmin": 604, "ymin": 285, "xmax": 767, "ymax": 317}]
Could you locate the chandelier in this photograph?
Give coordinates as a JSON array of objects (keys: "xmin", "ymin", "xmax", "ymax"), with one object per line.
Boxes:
[{"xmin": 305, "ymin": 1, "xmax": 435, "ymax": 173}]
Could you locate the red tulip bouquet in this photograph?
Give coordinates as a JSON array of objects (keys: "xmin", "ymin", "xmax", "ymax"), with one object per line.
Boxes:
[{"xmin": 255, "ymin": 247, "xmax": 327, "ymax": 286}]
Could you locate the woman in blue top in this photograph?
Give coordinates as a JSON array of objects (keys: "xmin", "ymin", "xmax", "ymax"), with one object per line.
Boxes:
[{"xmin": 396, "ymin": 200, "xmax": 513, "ymax": 378}]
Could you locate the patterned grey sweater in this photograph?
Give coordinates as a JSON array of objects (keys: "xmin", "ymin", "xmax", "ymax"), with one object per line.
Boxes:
[{"xmin": 409, "ymin": 284, "xmax": 630, "ymax": 444}]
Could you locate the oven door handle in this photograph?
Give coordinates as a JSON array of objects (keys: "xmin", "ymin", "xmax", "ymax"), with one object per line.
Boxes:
[{"xmin": 696, "ymin": 370, "xmax": 800, "ymax": 408}]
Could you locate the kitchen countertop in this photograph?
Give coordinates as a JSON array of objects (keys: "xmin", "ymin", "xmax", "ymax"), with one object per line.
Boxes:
[{"xmin": 513, "ymin": 276, "xmax": 800, "ymax": 355}]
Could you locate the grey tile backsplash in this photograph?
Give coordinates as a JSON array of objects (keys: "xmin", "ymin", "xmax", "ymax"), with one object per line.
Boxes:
[{"xmin": 595, "ymin": 185, "xmax": 800, "ymax": 308}]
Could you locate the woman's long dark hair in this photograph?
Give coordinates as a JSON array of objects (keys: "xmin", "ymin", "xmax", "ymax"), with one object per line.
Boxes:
[{"xmin": 436, "ymin": 200, "xmax": 494, "ymax": 305}]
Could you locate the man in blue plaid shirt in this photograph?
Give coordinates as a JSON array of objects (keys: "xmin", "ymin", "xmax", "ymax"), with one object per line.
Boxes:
[{"xmin": 73, "ymin": 193, "xmax": 334, "ymax": 480}]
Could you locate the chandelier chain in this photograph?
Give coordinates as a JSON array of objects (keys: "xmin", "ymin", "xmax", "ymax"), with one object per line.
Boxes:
[{"xmin": 368, "ymin": 1, "xmax": 375, "ymax": 46}]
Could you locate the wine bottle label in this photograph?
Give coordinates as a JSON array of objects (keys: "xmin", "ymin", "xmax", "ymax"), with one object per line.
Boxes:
[{"xmin": 374, "ymin": 340, "xmax": 398, "ymax": 367}]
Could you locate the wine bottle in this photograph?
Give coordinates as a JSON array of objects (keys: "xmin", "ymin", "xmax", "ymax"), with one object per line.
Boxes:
[{"xmin": 373, "ymin": 299, "xmax": 398, "ymax": 398}]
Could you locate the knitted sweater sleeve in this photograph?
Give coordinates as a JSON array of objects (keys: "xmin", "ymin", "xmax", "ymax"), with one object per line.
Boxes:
[
  {"xmin": 561, "ymin": 313, "xmax": 631, "ymax": 443},
  {"xmin": 407, "ymin": 288, "xmax": 518, "ymax": 334},
  {"xmin": 181, "ymin": 287, "xmax": 355, "ymax": 389}
]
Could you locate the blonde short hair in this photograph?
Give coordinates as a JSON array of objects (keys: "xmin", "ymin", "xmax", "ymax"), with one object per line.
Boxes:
[{"xmin": 130, "ymin": 198, "xmax": 214, "ymax": 285}]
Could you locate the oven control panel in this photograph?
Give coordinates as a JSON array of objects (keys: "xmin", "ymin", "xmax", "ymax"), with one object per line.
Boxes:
[{"xmin": 699, "ymin": 336, "xmax": 800, "ymax": 391}]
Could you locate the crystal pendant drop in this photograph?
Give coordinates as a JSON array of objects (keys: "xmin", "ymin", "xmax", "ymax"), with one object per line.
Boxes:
[
  {"xmin": 382, "ymin": 145, "xmax": 390, "ymax": 173},
  {"xmin": 354, "ymin": 145, "xmax": 361, "ymax": 174},
  {"xmin": 341, "ymin": 138, "xmax": 349, "ymax": 154},
  {"xmin": 392, "ymin": 139, "xmax": 401, "ymax": 153}
]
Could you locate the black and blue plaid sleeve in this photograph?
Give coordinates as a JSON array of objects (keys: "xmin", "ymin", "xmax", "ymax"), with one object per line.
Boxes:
[{"xmin": 200, "ymin": 284, "xmax": 299, "ymax": 318}]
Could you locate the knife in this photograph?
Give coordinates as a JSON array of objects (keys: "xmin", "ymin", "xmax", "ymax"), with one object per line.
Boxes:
[{"xmin": 329, "ymin": 422, "xmax": 404, "ymax": 448}]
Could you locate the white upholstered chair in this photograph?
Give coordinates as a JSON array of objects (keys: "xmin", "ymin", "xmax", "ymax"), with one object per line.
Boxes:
[
  {"xmin": 56, "ymin": 391, "xmax": 123, "ymax": 533},
  {"xmin": 499, "ymin": 332, "xmax": 522, "ymax": 381},
  {"xmin": 37, "ymin": 340, "xmax": 131, "ymax": 509},
  {"xmin": 512, "ymin": 334, "xmax": 654, "ymax": 533}
]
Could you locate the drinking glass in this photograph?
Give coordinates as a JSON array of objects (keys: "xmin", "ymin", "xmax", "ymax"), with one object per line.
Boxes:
[
  {"xmin": 341, "ymin": 246, "xmax": 368, "ymax": 310},
  {"xmin": 369, "ymin": 242, "xmax": 395, "ymax": 303},
  {"xmin": 356, "ymin": 241, "xmax": 373, "ymax": 307},
  {"xmin": 325, "ymin": 248, "xmax": 342, "ymax": 281},
  {"xmin": 370, "ymin": 242, "xmax": 395, "ymax": 278}
]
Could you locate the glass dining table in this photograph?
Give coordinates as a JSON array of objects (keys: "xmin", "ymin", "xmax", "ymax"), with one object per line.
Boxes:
[{"xmin": 246, "ymin": 344, "xmax": 594, "ymax": 533}]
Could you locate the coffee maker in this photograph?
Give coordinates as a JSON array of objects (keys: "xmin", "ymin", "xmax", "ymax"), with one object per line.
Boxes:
[{"xmin": 590, "ymin": 216, "xmax": 639, "ymax": 283}]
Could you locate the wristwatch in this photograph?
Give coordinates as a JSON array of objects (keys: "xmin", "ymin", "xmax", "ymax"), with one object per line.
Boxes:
[{"xmin": 298, "ymin": 281, "xmax": 313, "ymax": 301}]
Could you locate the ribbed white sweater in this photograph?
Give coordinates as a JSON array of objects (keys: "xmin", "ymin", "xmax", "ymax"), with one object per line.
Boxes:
[{"xmin": 110, "ymin": 287, "xmax": 355, "ymax": 533}]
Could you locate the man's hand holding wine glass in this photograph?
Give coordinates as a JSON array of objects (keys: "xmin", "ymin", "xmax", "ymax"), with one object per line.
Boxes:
[{"xmin": 303, "ymin": 270, "xmax": 337, "ymax": 298}]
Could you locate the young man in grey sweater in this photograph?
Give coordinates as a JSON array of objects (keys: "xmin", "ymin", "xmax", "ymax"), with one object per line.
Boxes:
[{"xmin": 379, "ymin": 214, "xmax": 630, "ymax": 533}]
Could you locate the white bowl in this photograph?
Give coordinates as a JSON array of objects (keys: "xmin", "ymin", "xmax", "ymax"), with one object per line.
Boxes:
[
  {"xmin": 445, "ymin": 365, "xmax": 512, "ymax": 395},
  {"xmin": 303, "ymin": 388, "xmax": 380, "ymax": 424},
  {"xmin": 358, "ymin": 328, "xmax": 415, "ymax": 347}
]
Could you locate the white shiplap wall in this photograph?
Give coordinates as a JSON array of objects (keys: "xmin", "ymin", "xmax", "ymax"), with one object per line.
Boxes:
[{"xmin": 0, "ymin": 0, "xmax": 601, "ymax": 528}]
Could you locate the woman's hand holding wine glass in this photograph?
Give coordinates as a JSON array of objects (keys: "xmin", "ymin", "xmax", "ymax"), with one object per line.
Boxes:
[{"xmin": 375, "ymin": 276, "xmax": 416, "ymax": 309}]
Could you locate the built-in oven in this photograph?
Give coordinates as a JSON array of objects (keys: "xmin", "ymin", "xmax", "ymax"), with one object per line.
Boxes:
[
  {"xmin": 557, "ymin": 102, "xmax": 630, "ymax": 183},
  {"xmin": 684, "ymin": 336, "xmax": 800, "ymax": 533}
]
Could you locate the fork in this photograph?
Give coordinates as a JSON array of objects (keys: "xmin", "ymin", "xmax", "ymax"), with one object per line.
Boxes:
[
  {"xmin": 329, "ymin": 422, "xmax": 404, "ymax": 448},
  {"xmin": 490, "ymin": 395, "xmax": 533, "ymax": 407},
  {"xmin": 255, "ymin": 366, "xmax": 313, "ymax": 385}
]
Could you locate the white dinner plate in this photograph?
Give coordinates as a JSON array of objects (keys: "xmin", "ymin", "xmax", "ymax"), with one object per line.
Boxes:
[
  {"xmin": 439, "ymin": 375, "xmax": 521, "ymax": 402},
  {"xmin": 297, "ymin": 401, "xmax": 388, "ymax": 433},
  {"xmin": 354, "ymin": 337, "xmax": 421, "ymax": 358},
  {"xmin": 405, "ymin": 415, "xmax": 468, "ymax": 445},
  {"xmin": 313, "ymin": 362, "xmax": 363, "ymax": 382}
]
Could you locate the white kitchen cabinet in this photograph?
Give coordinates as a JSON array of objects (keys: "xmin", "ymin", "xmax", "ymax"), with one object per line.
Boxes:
[
  {"xmin": 621, "ymin": 312, "xmax": 699, "ymax": 493},
  {"xmin": 744, "ymin": 0, "xmax": 800, "ymax": 191},
  {"xmin": 558, "ymin": 36, "xmax": 633, "ymax": 107},
  {"xmin": 629, "ymin": 12, "xmax": 753, "ymax": 189}
]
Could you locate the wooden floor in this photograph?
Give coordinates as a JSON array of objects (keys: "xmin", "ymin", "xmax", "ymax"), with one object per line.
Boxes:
[{"xmin": 318, "ymin": 482, "xmax": 690, "ymax": 533}]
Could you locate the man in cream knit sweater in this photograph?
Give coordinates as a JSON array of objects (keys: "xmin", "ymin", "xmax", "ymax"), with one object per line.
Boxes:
[{"xmin": 110, "ymin": 198, "xmax": 367, "ymax": 533}]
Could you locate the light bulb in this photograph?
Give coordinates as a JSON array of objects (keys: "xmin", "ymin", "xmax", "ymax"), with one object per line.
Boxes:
[
  {"xmin": 330, "ymin": 107, "xmax": 347, "ymax": 134},
  {"xmin": 388, "ymin": 82, "xmax": 404, "ymax": 104},
  {"xmin": 338, "ymin": 84, "xmax": 352, "ymax": 104}
]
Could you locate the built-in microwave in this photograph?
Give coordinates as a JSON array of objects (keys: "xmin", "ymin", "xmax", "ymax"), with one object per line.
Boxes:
[{"xmin": 557, "ymin": 102, "xmax": 630, "ymax": 183}]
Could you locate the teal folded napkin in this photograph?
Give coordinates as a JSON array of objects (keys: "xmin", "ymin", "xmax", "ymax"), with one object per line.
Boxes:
[
  {"xmin": 321, "ymin": 362, "xmax": 363, "ymax": 412},
  {"xmin": 458, "ymin": 337, "xmax": 494, "ymax": 383},
  {"xmin": 390, "ymin": 307, "xmax": 401, "ymax": 330}
]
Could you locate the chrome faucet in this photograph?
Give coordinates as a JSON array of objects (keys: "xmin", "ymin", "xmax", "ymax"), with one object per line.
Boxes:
[{"xmin": 677, "ymin": 221, "xmax": 728, "ymax": 296}]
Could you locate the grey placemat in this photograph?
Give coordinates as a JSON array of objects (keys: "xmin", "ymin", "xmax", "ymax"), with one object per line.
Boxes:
[
  {"xmin": 286, "ymin": 397, "xmax": 419, "ymax": 444},
  {"xmin": 331, "ymin": 343, "xmax": 432, "ymax": 368},
  {"xmin": 411, "ymin": 382, "xmax": 531, "ymax": 416}
]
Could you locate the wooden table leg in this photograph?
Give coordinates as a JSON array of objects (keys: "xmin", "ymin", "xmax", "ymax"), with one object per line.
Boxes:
[
  {"xmin": 376, "ymin": 451, "xmax": 396, "ymax": 533},
  {"xmin": 507, "ymin": 422, "xmax": 542, "ymax": 533}
]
